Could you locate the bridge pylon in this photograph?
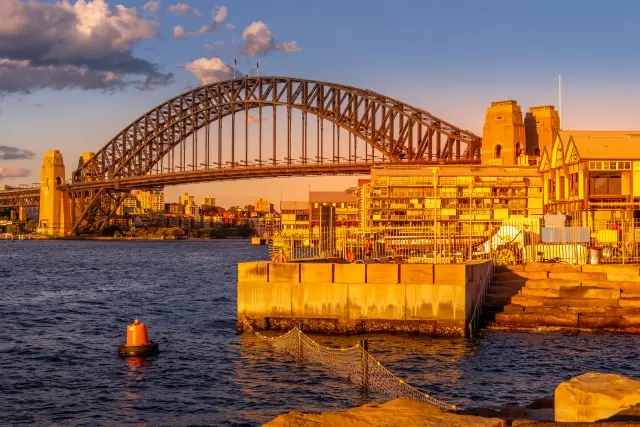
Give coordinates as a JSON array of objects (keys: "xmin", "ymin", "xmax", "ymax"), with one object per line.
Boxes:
[{"xmin": 37, "ymin": 150, "xmax": 71, "ymax": 236}]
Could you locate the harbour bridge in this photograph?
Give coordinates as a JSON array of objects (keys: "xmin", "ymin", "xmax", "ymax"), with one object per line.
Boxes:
[{"xmin": 0, "ymin": 76, "xmax": 482, "ymax": 234}]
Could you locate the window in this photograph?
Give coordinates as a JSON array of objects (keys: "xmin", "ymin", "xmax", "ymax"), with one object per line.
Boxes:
[
  {"xmin": 515, "ymin": 143, "xmax": 522, "ymax": 156},
  {"xmin": 589, "ymin": 173, "xmax": 622, "ymax": 195},
  {"xmin": 494, "ymin": 144, "xmax": 502, "ymax": 158}
]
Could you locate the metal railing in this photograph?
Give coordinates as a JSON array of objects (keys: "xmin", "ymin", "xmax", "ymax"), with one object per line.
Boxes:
[
  {"xmin": 269, "ymin": 218, "xmax": 640, "ymax": 265},
  {"xmin": 468, "ymin": 262, "xmax": 495, "ymax": 336}
]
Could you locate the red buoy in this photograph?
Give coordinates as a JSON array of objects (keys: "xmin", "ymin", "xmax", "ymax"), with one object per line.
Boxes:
[{"xmin": 118, "ymin": 319, "xmax": 160, "ymax": 357}]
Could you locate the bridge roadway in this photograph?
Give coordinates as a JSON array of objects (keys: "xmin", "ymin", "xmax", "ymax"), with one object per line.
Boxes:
[{"xmin": 0, "ymin": 159, "xmax": 479, "ymax": 209}]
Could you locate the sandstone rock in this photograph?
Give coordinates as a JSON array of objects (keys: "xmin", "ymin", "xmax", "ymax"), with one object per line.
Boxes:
[
  {"xmin": 621, "ymin": 292, "xmax": 640, "ymax": 299},
  {"xmin": 525, "ymin": 263, "xmax": 582, "ymax": 273},
  {"xmin": 583, "ymin": 280, "xmax": 640, "ymax": 293},
  {"xmin": 522, "ymin": 287, "xmax": 559, "ymax": 297},
  {"xmin": 495, "ymin": 312, "xmax": 578, "ymax": 327},
  {"xmin": 619, "ymin": 298, "xmax": 640, "ymax": 308},
  {"xmin": 524, "ymin": 279, "xmax": 581, "ymax": 290},
  {"xmin": 525, "ymin": 306, "xmax": 568, "ymax": 313},
  {"xmin": 559, "ymin": 286, "xmax": 621, "ymax": 299},
  {"xmin": 555, "ymin": 372, "xmax": 640, "ymax": 422},
  {"xmin": 542, "ymin": 297, "xmax": 619, "ymax": 309},
  {"xmin": 263, "ymin": 398, "xmax": 506, "ymax": 427},
  {"xmin": 582, "ymin": 264, "xmax": 640, "ymax": 278},
  {"xmin": 503, "ymin": 304, "xmax": 525, "ymax": 313},
  {"xmin": 549, "ymin": 271, "xmax": 607, "ymax": 282},
  {"xmin": 578, "ymin": 315, "xmax": 622, "ymax": 329},
  {"xmin": 495, "ymin": 271, "xmax": 548, "ymax": 281},
  {"xmin": 511, "ymin": 294, "xmax": 544, "ymax": 307},
  {"xmin": 605, "ymin": 306, "xmax": 640, "ymax": 316}
]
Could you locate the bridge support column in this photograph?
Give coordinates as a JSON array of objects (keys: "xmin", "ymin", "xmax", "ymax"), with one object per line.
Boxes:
[
  {"xmin": 18, "ymin": 207, "xmax": 27, "ymax": 222},
  {"xmin": 37, "ymin": 150, "xmax": 71, "ymax": 236}
]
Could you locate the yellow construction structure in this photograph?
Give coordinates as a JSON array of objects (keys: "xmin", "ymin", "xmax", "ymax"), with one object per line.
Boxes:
[{"xmin": 37, "ymin": 150, "xmax": 71, "ymax": 236}]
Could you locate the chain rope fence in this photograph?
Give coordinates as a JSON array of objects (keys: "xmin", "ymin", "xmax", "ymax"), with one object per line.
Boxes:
[{"xmin": 239, "ymin": 315, "xmax": 458, "ymax": 412}]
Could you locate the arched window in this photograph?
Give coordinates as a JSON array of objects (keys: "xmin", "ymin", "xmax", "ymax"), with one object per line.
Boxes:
[
  {"xmin": 515, "ymin": 142, "xmax": 522, "ymax": 156},
  {"xmin": 494, "ymin": 144, "xmax": 502, "ymax": 158}
]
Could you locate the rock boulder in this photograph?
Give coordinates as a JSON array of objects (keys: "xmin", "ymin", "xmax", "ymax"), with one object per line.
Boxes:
[
  {"xmin": 264, "ymin": 398, "xmax": 506, "ymax": 427},
  {"xmin": 555, "ymin": 372, "xmax": 640, "ymax": 422}
]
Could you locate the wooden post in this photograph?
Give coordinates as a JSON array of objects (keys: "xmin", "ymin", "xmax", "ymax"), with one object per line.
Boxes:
[{"xmin": 360, "ymin": 338, "xmax": 369, "ymax": 389}]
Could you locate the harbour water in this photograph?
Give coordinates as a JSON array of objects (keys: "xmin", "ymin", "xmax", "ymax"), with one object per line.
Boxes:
[{"xmin": 1, "ymin": 240, "xmax": 639, "ymax": 426}]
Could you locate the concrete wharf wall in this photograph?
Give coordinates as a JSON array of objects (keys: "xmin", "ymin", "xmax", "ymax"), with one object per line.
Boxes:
[{"xmin": 237, "ymin": 261, "xmax": 492, "ymax": 336}]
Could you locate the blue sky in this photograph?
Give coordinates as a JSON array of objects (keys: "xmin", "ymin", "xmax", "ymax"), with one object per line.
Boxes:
[{"xmin": 1, "ymin": 0, "xmax": 639, "ymax": 207}]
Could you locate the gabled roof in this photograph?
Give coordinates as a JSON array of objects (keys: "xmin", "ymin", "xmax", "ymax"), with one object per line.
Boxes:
[
  {"xmin": 559, "ymin": 130, "xmax": 640, "ymax": 160},
  {"xmin": 538, "ymin": 147, "xmax": 551, "ymax": 172}
]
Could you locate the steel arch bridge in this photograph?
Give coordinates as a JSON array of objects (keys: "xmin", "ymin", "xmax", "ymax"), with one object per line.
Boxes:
[{"xmin": 2, "ymin": 76, "xmax": 482, "ymax": 234}]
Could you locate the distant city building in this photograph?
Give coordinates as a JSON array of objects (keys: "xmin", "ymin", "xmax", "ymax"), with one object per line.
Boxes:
[
  {"xmin": 167, "ymin": 203, "xmax": 183, "ymax": 214},
  {"xmin": 309, "ymin": 190, "xmax": 359, "ymax": 228},
  {"xmin": 254, "ymin": 197, "xmax": 272, "ymax": 213},
  {"xmin": 249, "ymin": 214, "xmax": 280, "ymax": 237},
  {"xmin": 201, "ymin": 194, "xmax": 216, "ymax": 207},
  {"xmin": 117, "ymin": 195, "xmax": 139, "ymax": 215},
  {"xmin": 280, "ymin": 201, "xmax": 309, "ymax": 232},
  {"xmin": 179, "ymin": 193, "xmax": 194, "ymax": 206},
  {"xmin": 136, "ymin": 190, "xmax": 165, "ymax": 212}
]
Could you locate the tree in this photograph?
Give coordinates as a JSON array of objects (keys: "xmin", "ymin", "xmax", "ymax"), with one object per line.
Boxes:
[
  {"xmin": 25, "ymin": 220, "xmax": 38, "ymax": 232},
  {"xmin": 228, "ymin": 206, "xmax": 239, "ymax": 215}
]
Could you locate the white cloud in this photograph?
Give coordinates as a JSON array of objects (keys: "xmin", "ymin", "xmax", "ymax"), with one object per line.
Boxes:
[
  {"xmin": 239, "ymin": 21, "xmax": 300, "ymax": 56},
  {"xmin": 0, "ymin": 0, "xmax": 172, "ymax": 93},
  {"xmin": 143, "ymin": 0, "xmax": 160, "ymax": 16},
  {"xmin": 225, "ymin": 22, "xmax": 235, "ymax": 30},
  {"xmin": 0, "ymin": 167, "xmax": 31, "ymax": 179},
  {"xmin": 174, "ymin": 6, "xmax": 227, "ymax": 39},
  {"xmin": 204, "ymin": 40, "xmax": 224, "ymax": 49},
  {"xmin": 173, "ymin": 24, "xmax": 185, "ymax": 39},
  {"xmin": 184, "ymin": 57, "xmax": 233, "ymax": 84},
  {"xmin": 168, "ymin": 3, "xmax": 200, "ymax": 16}
]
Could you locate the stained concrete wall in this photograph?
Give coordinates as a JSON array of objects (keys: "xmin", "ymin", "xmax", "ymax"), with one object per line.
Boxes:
[{"xmin": 237, "ymin": 261, "xmax": 492, "ymax": 332}]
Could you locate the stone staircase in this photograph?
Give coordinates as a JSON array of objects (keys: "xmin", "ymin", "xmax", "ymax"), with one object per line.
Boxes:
[{"xmin": 483, "ymin": 263, "xmax": 640, "ymax": 332}]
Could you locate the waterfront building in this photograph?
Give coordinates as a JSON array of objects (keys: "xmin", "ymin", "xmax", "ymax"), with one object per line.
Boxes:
[
  {"xmin": 539, "ymin": 130, "xmax": 640, "ymax": 225},
  {"xmin": 254, "ymin": 197, "xmax": 272, "ymax": 214},
  {"xmin": 201, "ymin": 194, "xmax": 216, "ymax": 208},
  {"xmin": 249, "ymin": 214, "xmax": 280, "ymax": 236},
  {"xmin": 309, "ymin": 191, "xmax": 359, "ymax": 229},
  {"xmin": 280, "ymin": 201, "xmax": 309, "ymax": 233},
  {"xmin": 359, "ymin": 165, "xmax": 543, "ymax": 230}
]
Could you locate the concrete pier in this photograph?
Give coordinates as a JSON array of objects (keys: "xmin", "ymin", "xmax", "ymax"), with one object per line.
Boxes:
[{"xmin": 237, "ymin": 261, "xmax": 492, "ymax": 337}]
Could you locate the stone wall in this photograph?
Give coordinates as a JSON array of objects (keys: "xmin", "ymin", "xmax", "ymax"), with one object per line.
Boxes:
[
  {"xmin": 491, "ymin": 263, "xmax": 640, "ymax": 332},
  {"xmin": 237, "ymin": 261, "xmax": 492, "ymax": 336}
]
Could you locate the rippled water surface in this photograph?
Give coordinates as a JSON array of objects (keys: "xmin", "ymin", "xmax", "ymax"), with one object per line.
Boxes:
[{"xmin": 1, "ymin": 240, "xmax": 639, "ymax": 426}]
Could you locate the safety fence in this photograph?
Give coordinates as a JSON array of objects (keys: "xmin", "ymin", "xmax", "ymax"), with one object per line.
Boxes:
[
  {"xmin": 239, "ymin": 315, "xmax": 458, "ymax": 412},
  {"xmin": 269, "ymin": 218, "xmax": 640, "ymax": 265}
]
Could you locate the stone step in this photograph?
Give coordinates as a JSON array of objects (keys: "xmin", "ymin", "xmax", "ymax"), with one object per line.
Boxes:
[
  {"xmin": 605, "ymin": 306, "xmax": 640, "ymax": 316},
  {"xmin": 583, "ymin": 280, "xmax": 640, "ymax": 294},
  {"xmin": 548, "ymin": 272, "xmax": 608, "ymax": 282},
  {"xmin": 495, "ymin": 271, "xmax": 548, "ymax": 282},
  {"xmin": 484, "ymin": 293, "xmax": 512, "ymax": 306},
  {"xmin": 511, "ymin": 294, "xmax": 544, "ymax": 307},
  {"xmin": 494, "ymin": 264, "xmax": 525, "ymax": 273},
  {"xmin": 619, "ymin": 298, "xmax": 640, "ymax": 308},
  {"xmin": 558, "ymin": 286, "xmax": 621, "ymax": 300},
  {"xmin": 524, "ymin": 262, "xmax": 582, "ymax": 273},
  {"xmin": 525, "ymin": 306, "xmax": 607, "ymax": 316},
  {"xmin": 495, "ymin": 312, "xmax": 579, "ymax": 327},
  {"xmin": 524, "ymin": 279, "xmax": 582, "ymax": 290},
  {"xmin": 542, "ymin": 297, "xmax": 619, "ymax": 309},
  {"xmin": 486, "ymin": 285, "xmax": 521, "ymax": 296},
  {"xmin": 522, "ymin": 287, "xmax": 559, "ymax": 297},
  {"xmin": 489, "ymin": 279, "xmax": 527, "ymax": 290},
  {"xmin": 621, "ymin": 292, "xmax": 640, "ymax": 299},
  {"xmin": 578, "ymin": 315, "xmax": 623, "ymax": 329},
  {"xmin": 583, "ymin": 264, "xmax": 640, "ymax": 282},
  {"xmin": 503, "ymin": 304, "xmax": 525, "ymax": 313}
]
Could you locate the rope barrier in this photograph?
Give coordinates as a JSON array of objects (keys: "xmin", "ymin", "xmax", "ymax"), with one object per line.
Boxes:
[{"xmin": 239, "ymin": 315, "xmax": 459, "ymax": 411}]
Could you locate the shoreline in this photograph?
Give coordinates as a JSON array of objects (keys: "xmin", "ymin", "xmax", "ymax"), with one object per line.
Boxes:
[{"xmin": 3, "ymin": 235, "xmax": 251, "ymax": 241}]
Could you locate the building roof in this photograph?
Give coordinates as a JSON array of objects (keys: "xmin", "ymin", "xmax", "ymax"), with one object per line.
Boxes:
[
  {"xmin": 309, "ymin": 191, "xmax": 357, "ymax": 203},
  {"xmin": 559, "ymin": 130, "xmax": 640, "ymax": 160},
  {"xmin": 280, "ymin": 201, "xmax": 308, "ymax": 210},
  {"xmin": 371, "ymin": 165, "xmax": 540, "ymax": 178}
]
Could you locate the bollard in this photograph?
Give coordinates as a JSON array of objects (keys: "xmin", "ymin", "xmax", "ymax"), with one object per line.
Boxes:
[{"xmin": 360, "ymin": 338, "xmax": 369, "ymax": 389}]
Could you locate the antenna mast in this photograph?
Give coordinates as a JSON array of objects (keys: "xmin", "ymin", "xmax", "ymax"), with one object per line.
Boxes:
[{"xmin": 558, "ymin": 74, "xmax": 562, "ymax": 130}]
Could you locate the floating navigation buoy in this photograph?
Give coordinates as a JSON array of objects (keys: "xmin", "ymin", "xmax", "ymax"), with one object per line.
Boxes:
[{"xmin": 118, "ymin": 318, "xmax": 160, "ymax": 357}]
